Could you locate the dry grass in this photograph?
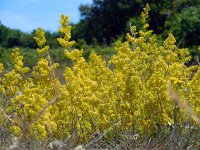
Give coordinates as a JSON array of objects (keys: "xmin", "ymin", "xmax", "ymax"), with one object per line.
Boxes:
[{"xmin": 1, "ymin": 121, "xmax": 199, "ymax": 150}]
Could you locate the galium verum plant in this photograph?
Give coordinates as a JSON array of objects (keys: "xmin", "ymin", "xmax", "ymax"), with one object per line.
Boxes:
[{"xmin": 0, "ymin": 4, "xmax": 199, "ymax": 142}]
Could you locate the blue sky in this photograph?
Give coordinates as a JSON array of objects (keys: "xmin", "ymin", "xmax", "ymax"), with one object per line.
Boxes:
[{"xmin": 0, "ymin": 0, "xmax": 92, "ymax": 33}]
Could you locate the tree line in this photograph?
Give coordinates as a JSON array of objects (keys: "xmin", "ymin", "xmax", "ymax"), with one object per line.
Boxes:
[
  {"xmin": 0, "ymin": 24, "xmax": 61, "ymax": 49},
  {"xmin": 73, "ymin": 0, "xmax": 200, "ymax": 47},
  {"xmin": 0, "ymin": 0, "xmax": 200, "ymax": 49}
]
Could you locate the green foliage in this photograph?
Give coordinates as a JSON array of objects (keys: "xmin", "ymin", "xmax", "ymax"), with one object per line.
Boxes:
[
  {"xmin": 0, "ymin": 47, "xmax": 37, "ymax": 69},
  {"xmin": 0, "ymin": 47, "xmax": 12, "ymax": 68},
  {"xmin": 165, "ymin": 7, "xmax": 200, "ymax": 48},
  {"xmin": 163, "ymin": 6, "xmax": 200, "ymax": 64},
  {"xmin": 0, "ymin": 24, "xmax": 60, "ymax": 49},
  {"xmin": 0, "ymin": 24, "xmax": 9, "ymax": 47},
  {"xmin": 73, "ymin": 0, "xmax": 141, "ymax": 44},
  {"xmin": 71, "ymin": 0, "xmax": 200, "ymax": 47}
]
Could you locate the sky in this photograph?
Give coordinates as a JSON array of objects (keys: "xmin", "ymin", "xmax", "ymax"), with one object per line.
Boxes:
[{"xmin": 0, "ymin": 0, "xmax": 93, "ymax": 33}]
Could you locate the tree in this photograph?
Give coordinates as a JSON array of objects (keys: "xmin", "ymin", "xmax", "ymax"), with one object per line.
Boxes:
[
  {"xmin": 73, "ymin": 0, "xmax": 141, "ymax": 44},
  {"xmin": 165, "ymin": 6, "xmax": 200, "ymax": 47},
  {"xmin": 0, "ymin": 24, "xmax": 9, "ymax": 47},
  {"xmin": 72, "ymin": 0, "xmax": 200, "ymax": 45}
]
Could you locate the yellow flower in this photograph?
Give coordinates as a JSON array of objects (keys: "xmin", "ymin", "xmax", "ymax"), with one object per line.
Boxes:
[
  {"xmin": 10, "ymin": 126, "xmax": 21, "ymax": 136},
  {"xmin": 0, "ymin": 4, "xmax": 199, "ymax": 142},
  {"xmin": 0, "ymin": 63, "xmax": 3, "ymax": 74},
  {"xmin": 34, "ymin": 28, "xmax": 46, "ymax": 47},
  {"xmin": 57, "ymin": 14, "xmax": 75, "ymax": 48}
]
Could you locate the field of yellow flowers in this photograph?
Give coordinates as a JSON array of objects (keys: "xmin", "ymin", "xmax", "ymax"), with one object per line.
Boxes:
[{"xmin": 0, "ymin": 4, "xmax": 199, "ymax": 149}]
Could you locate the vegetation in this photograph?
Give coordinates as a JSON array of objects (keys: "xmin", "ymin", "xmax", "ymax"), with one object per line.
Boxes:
[
  {"xmin": 0, "ymin": 5, "xmax": 199, "ymax": 149},
  {"xmin": 73, "ymin": 0, "xmax": 200, "ymax": 45},
  {"xmin": 0, "ymin": 0, "xmax": 200, "ymax": 68}
]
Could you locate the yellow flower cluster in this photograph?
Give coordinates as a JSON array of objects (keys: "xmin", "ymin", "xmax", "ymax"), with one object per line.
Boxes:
[
  {"xmin": 34, "ymin": 28, "xmax": 49, "ymax": 54},
  {"xmin": 0, "ymin": 4, "xmax": 199, "ymax": 142},
  {"xmin": 0, "ymin": 63, "xmax": 3, "ymax": 73},
  {"xmin": 10, "ymin": 48, "xmax": 30, "ymax": 74},
  {"xmin": 57, "ymin": 14, "xmax": 75, "ymax": 49}
]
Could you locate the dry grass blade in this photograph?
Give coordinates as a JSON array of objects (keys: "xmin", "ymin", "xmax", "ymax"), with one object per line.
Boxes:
[
  {"xmin": 0, "ymin": 108, "xmax": 15, "ymax": 124},
  {"xmin": 86, "ymin": 120, "xmax": 121, "ymax": 148},
  {"xmin": 169, "ymin": 88, "xmax": 200, "ymax": 124},
  {"xmin": 28, "ymin": 95, "xmax": 59, "ymax": 126},
  {"xmin": 28, "ymin": 53, "xmax": 60, "ymax": 127}
]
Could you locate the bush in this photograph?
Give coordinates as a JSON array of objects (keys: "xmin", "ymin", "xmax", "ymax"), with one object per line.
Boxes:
[{"xmin": 165, "ymin": 6, "xmax": 200, "ymax": 48}]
